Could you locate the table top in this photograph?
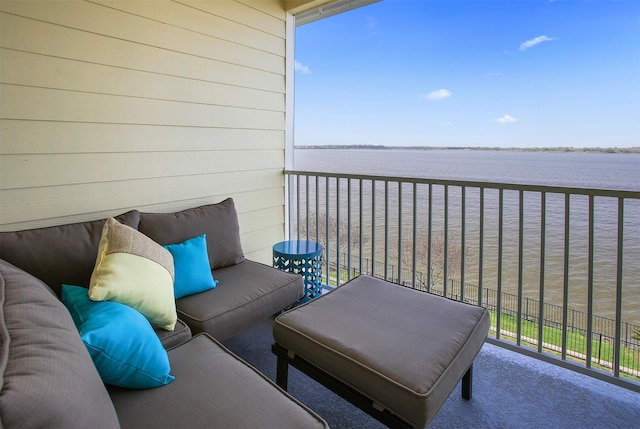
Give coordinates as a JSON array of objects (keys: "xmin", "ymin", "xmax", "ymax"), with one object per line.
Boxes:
[{"xmin": 273, "ymin": 240, "xmax": 323, "ymax": 257}]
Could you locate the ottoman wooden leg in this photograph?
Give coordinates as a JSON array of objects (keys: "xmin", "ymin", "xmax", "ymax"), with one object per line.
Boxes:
[
  {"xmin": 276, "ymin": 357, "xmax": 289, "ymax": 391},
  {"xmin": 462, "ymin": 365, "xmax": 473, "ymax": 400},
  {"xmin": 272, "ymin": 344, "xmax": 289, "ymax": 391}
]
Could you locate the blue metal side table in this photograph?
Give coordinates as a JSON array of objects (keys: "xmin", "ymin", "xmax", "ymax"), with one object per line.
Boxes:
[{"xmin": 273, "ymin": 240, "xmax": 323, "ymax": 303}]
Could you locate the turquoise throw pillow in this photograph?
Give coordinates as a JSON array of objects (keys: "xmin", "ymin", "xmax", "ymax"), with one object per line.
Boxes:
[
  {"xmin": 61, "ymin": 285, "xmax": 175, "ymax": 389},
  {"xmin": 163, "ymin": 234, "xmax": 218, "ymax": 299}
]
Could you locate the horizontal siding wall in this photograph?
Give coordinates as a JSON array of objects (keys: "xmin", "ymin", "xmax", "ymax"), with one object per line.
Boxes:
[{"xmin": 0, "ymin": 0, "xmax": 289, "ymax": 263}]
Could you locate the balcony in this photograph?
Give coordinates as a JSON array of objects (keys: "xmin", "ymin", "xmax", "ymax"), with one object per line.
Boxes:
[
  {"xmin": 225, "ymin": 315, "xmax": 639, "ymax": 428},
  {"xmin": 284, "ymin": 169, "xmax": 640, "ymax": 394},
  {"xmin": 259, "ymin": 168, "xmax": 640, "ymax": 425}
]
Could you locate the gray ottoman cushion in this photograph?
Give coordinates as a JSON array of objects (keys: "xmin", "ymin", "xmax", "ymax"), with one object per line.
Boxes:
[
  {"xmin": 273, "ymin": 275, "xmax": 490, "ymax": 428},
  {"xmin": 109, "ymin": 333, "xmax": 328, "ymax": 429},
  {"xmin": 177, "ymin": 260, "xmax": 303, "ymax": 340}
]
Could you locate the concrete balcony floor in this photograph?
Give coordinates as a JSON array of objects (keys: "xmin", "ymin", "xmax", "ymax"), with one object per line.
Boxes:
[{"xmin": 223, "ymin": 316, "xmax": 640, "ymax": 429}]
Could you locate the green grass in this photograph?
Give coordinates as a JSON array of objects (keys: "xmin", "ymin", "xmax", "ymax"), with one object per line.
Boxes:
[{"xmin": 491, "ymin": 312, "xmax": 640, "ymax": 381}]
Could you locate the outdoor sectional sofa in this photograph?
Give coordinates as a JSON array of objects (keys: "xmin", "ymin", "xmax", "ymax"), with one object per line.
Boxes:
[{"xmin": 0, "ymin": 198, "xmax": 328, "ymax": 428}]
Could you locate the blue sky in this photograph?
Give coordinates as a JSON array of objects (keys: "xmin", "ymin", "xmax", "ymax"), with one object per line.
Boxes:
[{"xmin": 293, "ymin": 0, "xmax": 640, "ymax": 148}]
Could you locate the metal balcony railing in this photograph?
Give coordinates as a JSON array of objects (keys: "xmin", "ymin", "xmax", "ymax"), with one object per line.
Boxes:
[{"xmin": 285, "ymin": 170, "xmax": 640, "ymax": 392}]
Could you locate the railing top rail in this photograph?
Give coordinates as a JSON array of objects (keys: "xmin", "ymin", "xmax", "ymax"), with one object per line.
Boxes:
[{"xmin": 285, "ymin": 169, "xmax": 640, "ymax": 199}]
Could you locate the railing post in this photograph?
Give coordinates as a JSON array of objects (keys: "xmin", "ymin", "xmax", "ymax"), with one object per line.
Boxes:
[
  {"xmin": 614, "ymin": 197, "xmax": 624, "ymax": 378},
  {"xmin": 427, "ymin": 183, "xmax": 432, "ymax": 293},
  {"xmin": 538, "ymin": 191, "xmax": 546, "ymax": 353},
  {"xmin": 443, "ymin": 185, "xmax": 449, "ymax": 297},
  {"xmin": 562, "ymin": 193, "xmax": 570, "ymax": 360},
  {"xmin": 497, "ymin": 189, "xmax": 503, "ymax": 340}
]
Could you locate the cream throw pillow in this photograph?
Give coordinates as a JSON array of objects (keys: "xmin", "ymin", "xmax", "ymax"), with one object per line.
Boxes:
[{"xmin": 89, "ymin": 217, "xmax": 177, "ymax": 331}]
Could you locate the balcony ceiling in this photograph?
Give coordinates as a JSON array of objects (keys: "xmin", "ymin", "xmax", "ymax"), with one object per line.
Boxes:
[{"xmin": 285, "ymin": 0, "xmax": 382, "ymax": 25}]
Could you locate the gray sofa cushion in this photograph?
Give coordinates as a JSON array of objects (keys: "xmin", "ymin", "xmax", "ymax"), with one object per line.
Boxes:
[
  {"xmin": 138, "ymin": 198, "xmax": 244, "ymax": 270},
  {"xmin": 0, "ymin": 210, "xmax": 140, "ymax": 296},
  {"xmin": 109, "ymin": 333, "xmax": 328, "ymax": 429},
  {"xmin": 0, "ymin": 259, "xmax": 120, "ymax": 428},
  {"xmin": 154, "ymin": 319, "xmax": 192, "ymax": 350},
  {"xmin": 177, "ymin": 260, "xmax": 303, "ymax": 341}
]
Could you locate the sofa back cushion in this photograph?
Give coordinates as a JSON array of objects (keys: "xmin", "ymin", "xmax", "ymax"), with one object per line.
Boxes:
[
  {"xmin": 0, "ymin": 259, "xmax": 120, "ymax": 428},
  {"xmin": 0, "ymin": 210, "xmax": 140, "ymax": 296},
  {"xmin": 139, "ymin": 198, "xmax": 244, "ymax": 270}
]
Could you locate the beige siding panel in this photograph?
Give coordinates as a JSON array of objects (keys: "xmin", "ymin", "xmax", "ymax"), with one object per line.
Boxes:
[
  {"xmin": 0, "ymin": 15, "xmax": 283, "ymax": 92},
  {"xmin": 242, "ymin": 225, "xmax": 286, "ymax": 265},
  {"xmin": 243, "ymin": 248, "xmax": 276, "ymax": 266},
  {"xmin": 1, "ymin": 1, "xmax": 283, "ymax": 74},
  {"xmin": 0, "ymin": 169, "xmax": 284, "ymax": 225},
  {"xmin": 0, "ymin": 121, "xmax": 284, "ymax": 154},
  {"xmin": 0, "ymin": 0, "xmax": 287, "ymax": 248},
  {"xmin": 0, "ymin": 188, "xmax": 282, "ymax": 234},
  {"xmin": 1, "ymin": 150, "xmax": 283, "ymax": 189},
  {"xmin": 238, "ymin": 208, "xmax": 285, "ymax": 254},
  {"xmin": 243, "ymin": 247, "xmax": 275, "ymax": 266},
  {"xmin": 181, "ymin": 0, "xmax": 285, "ymax": 38},
  {"xmin": 1, "ymin": 85, "xmax": 284, "ymax": 130},
  {"xmin": 236, "ymin": 0, "xmax": 287, "ymax": 21},
  {"xmin": 0, "ymin": 208, "xmax": 143, "ymax": 232},
  {"xmin": 232, "ymin": 187, "xmax": 285, "ymax": 218},
  {"xmin": 0, "ymin": 186, "xmax": 283, "ymax": 232},
  {"xmin": 236, "ymin": 186, "xmax": 286, "ymax": 264},
  {"xmin": 239, "ymin": 205, "xmax": 284, "ymax": 235},
  {"xmin": 1, "ymin": 50, "xmax": 284, "ymax": 112},
  {"xmin": 137, "ymin": 187, "xmax": 284, "ymax": 219},
  {"xmin": 92, "ymin": 0, "xmax": 284, "ymax": 56}
]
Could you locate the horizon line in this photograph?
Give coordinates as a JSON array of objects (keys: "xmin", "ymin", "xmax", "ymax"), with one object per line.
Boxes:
[{"xmin": 294, "ymin": 145, "xmax": 640, "ymax": 153}]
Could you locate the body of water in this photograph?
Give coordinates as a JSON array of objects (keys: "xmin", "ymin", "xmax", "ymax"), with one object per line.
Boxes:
[
  {"xmin": 293, "ymin": 148, "xmax": 640, "ymax": 326},
  {"xmin": 294, "ymin": 149, "xmax": 640, "ymax": 190}
]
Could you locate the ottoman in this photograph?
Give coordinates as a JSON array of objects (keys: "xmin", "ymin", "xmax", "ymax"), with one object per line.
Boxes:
[{"xmin": 272, "ymin": 275, "xmax": 490, "ymax": 428}]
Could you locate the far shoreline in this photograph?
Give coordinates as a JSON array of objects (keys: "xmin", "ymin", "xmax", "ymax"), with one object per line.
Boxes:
[{"xmin": 295, "ymin": 145, "xmax": 640, "ymax": 154}]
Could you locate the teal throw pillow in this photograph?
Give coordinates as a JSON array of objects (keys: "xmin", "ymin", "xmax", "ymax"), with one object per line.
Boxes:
[
  {"xmin": 163, "ymin": 234, "xmax": 218, "ymax": 299},
  {"xmin": 61, "ymin": 285, "xmax": 175, "ymax": 389}
]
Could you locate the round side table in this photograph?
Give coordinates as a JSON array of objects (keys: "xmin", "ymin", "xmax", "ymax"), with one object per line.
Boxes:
[{"xmin": 273, "ymin": 240, "xmax": 323, "ymax": 303}]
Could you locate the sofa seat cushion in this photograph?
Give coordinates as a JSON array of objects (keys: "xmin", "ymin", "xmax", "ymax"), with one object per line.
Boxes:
[
  {"xmin": 0, "ymin": 260, "xmax": 120, "ymax": 428},
  {"xmin": 108, "ymin": 333, "xmax": 328, "ymax": 429},
  {"xmin": 139, "ymin": 198, "xmax": 244, "ymax": 270},
  {"xmin": 155, "ymin": 319, "xmax": 191, "ymax": 350},
  {"xmin": 0, "ymin": 210, "xmax": 140, "ymax": 296},
  {"xmin": 177, "ymin": 260, "xmax": 303, "ymax": 341}
]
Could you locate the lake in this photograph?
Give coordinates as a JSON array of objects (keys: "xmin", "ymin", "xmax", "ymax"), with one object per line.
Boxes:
[
  {"xmin": 294, "ymin": 149, "xmax": 640, "ymax": 190},
  {"xmin": 293, "ymin": 148, "xmax": 640, "ymax": 326}
]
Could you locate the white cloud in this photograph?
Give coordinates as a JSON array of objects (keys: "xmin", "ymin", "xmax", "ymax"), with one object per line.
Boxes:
[
  {"xmin": 422, "ymin": 89, "xmax": 452, "ymax": 100},
  {"xmin": 519, "ymin": 35, "xmax": 556, "ymax": 51},
  {"xmin": 295, "ymin": 60, "xmax": 312, "ymax": 74},
  {"xmin": 496, "ymin": 114, "xmax": 518, "ymax": 124}
]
